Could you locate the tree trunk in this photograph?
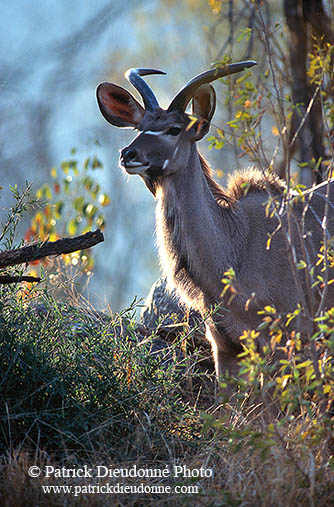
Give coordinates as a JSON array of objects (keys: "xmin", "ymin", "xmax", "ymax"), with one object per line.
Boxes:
[{"xmin": 284, "ymin": 0, "xmax": 332, "ymax": 185}]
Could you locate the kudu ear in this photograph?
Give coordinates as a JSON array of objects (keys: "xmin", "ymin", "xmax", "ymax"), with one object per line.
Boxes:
[
  {"xmin": 190, "ymin": 84, "xmax": 216, "ymax": 140},
  {"xmin": 96, "ymin": 83, "xmax": 145, "ymax": 128}
]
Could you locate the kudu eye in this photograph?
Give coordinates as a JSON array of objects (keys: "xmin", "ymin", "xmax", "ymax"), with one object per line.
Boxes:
[{"xmin": 166, "ymin": 126, "xmax": 181, "ymax": 136}]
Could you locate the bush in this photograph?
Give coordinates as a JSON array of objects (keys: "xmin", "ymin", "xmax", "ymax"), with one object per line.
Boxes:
[{"xmin": 0, "ymin": 292, "xmax": 204, "ymax": 461}]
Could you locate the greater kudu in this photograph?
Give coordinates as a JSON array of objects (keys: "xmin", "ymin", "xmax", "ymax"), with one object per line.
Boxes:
[{"xmin": 96, "ymin": 63, "xmax": 334, "ymax": 381}]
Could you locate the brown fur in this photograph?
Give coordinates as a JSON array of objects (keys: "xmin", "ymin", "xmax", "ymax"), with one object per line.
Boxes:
[
  {"xmin": 157, "ymin": 151, "xmax": 334, "ymax": 381},
  {"xmin": 226, "ymin": 167, "xmax": 286, "ymax": 199},
  {"xmin": 199, "ymin": 154, "xmax": 286, "ymax": 204}
]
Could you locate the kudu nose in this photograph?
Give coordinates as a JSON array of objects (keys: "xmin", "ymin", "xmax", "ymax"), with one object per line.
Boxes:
[{"xmin": 121, "ymin": 147, "xmax": 138, "ymax": 165}]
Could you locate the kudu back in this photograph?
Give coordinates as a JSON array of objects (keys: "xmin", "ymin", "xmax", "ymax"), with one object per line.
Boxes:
[{"xmin": 96, "ymin": 63, "xmax": 334, "ymax": 380}]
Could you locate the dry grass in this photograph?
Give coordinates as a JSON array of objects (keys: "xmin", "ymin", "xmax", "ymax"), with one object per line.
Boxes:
[
  {"xmin": 0, "ymin": 293, "xmax": 333, "ymax": 506},
  {"xmin": 1, "ymin": 427, "xmax": 334, "ymax": 507}
]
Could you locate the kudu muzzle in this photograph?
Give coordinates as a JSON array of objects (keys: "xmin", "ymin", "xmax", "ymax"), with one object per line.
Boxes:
[{"xmin": 120, "ymin": 146, "xmax": 148, "ymax": 174}]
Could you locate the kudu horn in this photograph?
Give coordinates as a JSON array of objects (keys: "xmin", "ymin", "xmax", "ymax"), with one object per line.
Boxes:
[
  {"xmin": 167, "ymin": 60, "xmax": 257, "ymax": 112},
  {"xmin": 125, "ymin": 68, "xmax": 166, "ymax": 111}
]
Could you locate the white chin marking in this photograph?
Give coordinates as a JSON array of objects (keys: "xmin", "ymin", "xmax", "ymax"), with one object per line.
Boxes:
[
  {"xmin": 124, "ymin": 165, "xmax": 147, "ymax": 175},
  {"xmin": 125, "ymin": 161, "xmax": 144, "ymax": 167}
]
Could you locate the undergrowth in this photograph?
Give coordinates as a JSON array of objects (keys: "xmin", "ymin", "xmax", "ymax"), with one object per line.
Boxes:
[
  {"xmin": 0, "ymin": 284, "xmax": 334, "ymax": 506},
  {"xmin": 0, "ymin": 291, "xmax": 203, "ymax": 462}
]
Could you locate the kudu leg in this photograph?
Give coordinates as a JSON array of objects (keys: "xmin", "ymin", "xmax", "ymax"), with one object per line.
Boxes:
[
  {"xmin": 206, "ymin": 322, "xmax": 279, "ymax": 419},
  {"xmin": 205, "ymin": 322, "xmax": 241, "ymax": 382}
]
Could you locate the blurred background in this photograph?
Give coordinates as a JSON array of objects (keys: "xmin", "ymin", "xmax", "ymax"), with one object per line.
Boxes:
[{"xmin": 1, "ymin": 0, "xmax": 331, "ymax": 312}]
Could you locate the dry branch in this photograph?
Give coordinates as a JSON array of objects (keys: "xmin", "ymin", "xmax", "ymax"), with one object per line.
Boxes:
[
  {"xmin": 0, "ymin": 275, "xmax": 41, "ymax": 285},
  {"xmin": 0, "ymin": 229, "xmax": 104, "ymax": 284}
]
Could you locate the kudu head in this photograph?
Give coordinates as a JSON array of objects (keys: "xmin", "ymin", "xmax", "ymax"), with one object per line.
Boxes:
[{"xmin": 96, "ymin": 62, "xmax": 256, "ymax": 194}]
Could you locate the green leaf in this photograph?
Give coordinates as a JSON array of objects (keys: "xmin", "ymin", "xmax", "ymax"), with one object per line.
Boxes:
[
  {"xmin": 83, "ymin": 176, "xmax": 93, "ymax": 191},
  {"xmin": 83, "ymin": 203, "xmax": 97, "ymax": 219},
  {"xmin": 44, "ymin": 184, "xmax": 53, "ymax": 200},
  {"xmin": 55, "ymin": 201, "xmax": 64, "ymax": 218},
  {"xmin": 84, "ymin": 157, "xmax": 90, "ymax": 170},
  {"xmin": 91, "ymin": 156, "xmax": 103, "ymax": 169},
  {"xmin": 96, "ymin": 214, "xmax": 105, "ymax": 228},
  {"xmin": 73, "ymin": 196, "xmax": 85, "ymax": 212},
  {"xmin": 237, "ymin": 27, "xmax": 252, "ymax": 42}
]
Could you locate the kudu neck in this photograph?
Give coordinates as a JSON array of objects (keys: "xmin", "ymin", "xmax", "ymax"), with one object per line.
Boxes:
[
  {"xmin": 155, "ymin": 144, "xmax": 244, "ymax": 293},
  {"xmin": 157, "ymin": 144, "xmax": 233, "ymax": 216}
]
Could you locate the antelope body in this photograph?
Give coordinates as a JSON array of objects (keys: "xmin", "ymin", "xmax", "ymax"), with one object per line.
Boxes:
[{"xmin": 97, "ymin": 63, "xmax": 334, "ymax": 380}]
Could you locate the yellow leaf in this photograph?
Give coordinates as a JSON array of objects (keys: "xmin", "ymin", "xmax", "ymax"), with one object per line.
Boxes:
[
  {"xmin": 63, "ymin": 254, "xmax": 71, "ymax": 265},
  {"xmin": 98, "ymin": 193, "xmax": 111, "ymax": 206},
  {"xmin": 272, "ymin": 126, "xmax": 279, "ymax": 136},
  {"xmin": 67, "ymin": 219, "xmax": 77, "ymax": 236},
  {"xmin": 49, "ymin": 232, "xmax": 58, "ymax": 242},
  {"xmin": 323, "ymin": 385, "xmax": 332, "ymax": 394},
  {"xmin": 186, "ymin": 116, "xmax": 197, "ymax": 131},
  {"xmin": 264, "ymin": 305, "xmax": 276, "ymax": 313}
]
